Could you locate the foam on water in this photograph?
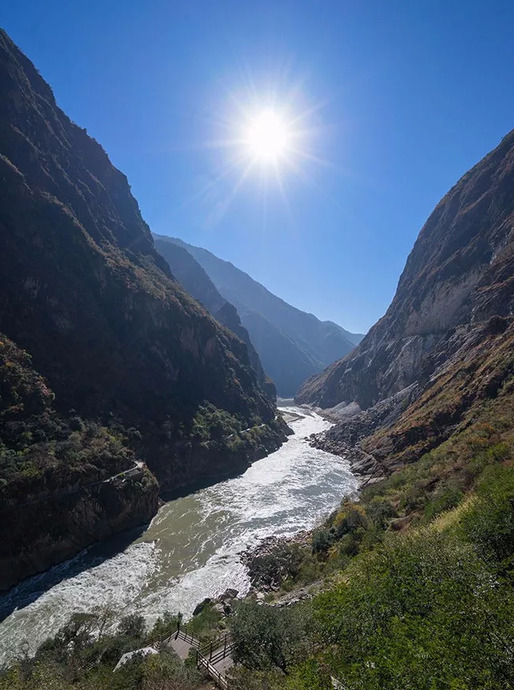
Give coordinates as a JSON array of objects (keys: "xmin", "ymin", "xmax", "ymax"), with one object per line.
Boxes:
[{"xmin": 0, "ymin": 407, "xmax": 358, "ymax": 663}]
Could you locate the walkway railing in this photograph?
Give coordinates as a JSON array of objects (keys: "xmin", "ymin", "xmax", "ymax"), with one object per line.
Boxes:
[
  {"xmin": 196, "ymin": 634, "xmax": 234, "ymax": 689},
  {"xmin": 164, "ymin": 625, "xmax": 233, "ymax": 689},
  {"xmin": 198, "ymin": 634, "xmax": 235, "ymax": 664},
  {"xmin": 169, "ymin": 627, "xmax": 201, "ymax": 649},
  {"xmin": 197, "ymin": 654, "xmax": 230, "ymax": 689}
]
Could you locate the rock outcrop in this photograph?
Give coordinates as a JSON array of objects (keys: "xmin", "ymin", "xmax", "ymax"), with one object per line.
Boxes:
[{"xmin": 298, "ymin": 130, "xmax": 514, "ymax": 410}]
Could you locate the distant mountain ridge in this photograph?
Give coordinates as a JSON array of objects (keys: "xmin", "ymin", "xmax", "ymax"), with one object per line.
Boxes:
[
  {"xmin": 161, "ymin": 237, "xmax": 363, "ymax": 396},
  {"xmin": 153, "ymin": 234, "xmax": 276, "ymax": 399}
]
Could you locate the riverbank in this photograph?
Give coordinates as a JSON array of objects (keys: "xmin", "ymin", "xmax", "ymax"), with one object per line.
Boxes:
[
  {"xmin": 300, "ymin": 387, "xmax": 421, "ymax": 485},
  {"xmin": 295, "ymin": 402, "xmax": 385, "ymax": 485}
]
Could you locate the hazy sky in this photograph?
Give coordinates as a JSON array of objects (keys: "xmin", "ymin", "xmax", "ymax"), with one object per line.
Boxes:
[{"xmin": 2, "ymin": 1, "xmax": 514, "ymax": 332}]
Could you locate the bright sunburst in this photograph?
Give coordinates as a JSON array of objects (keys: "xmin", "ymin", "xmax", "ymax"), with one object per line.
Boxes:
[
  {"xmin": 191, "ymin": 75, "xmax": 328, "ymax": 226},
  {"xmin": 242, "ymin": 108, "xmax": 292, "ymax": 163}
]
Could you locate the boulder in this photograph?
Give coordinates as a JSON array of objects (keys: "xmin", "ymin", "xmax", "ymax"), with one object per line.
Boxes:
[{"xmin": 193, "ymin": 598, "xmax": 212, "ymax": 616}]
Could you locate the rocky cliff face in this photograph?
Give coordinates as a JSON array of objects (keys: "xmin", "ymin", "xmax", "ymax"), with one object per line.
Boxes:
[
  {"xmin": 297, "ymin": 130, "xmax": 514, "ymax": 411},
  {"xmin": 0, "ymin": 29, "xmax": 287, "ymax": 588},
  {"xmin": 298, "ymin": 130, "xmax": 514, "ymax": 478},
  {"xmin": 1, "ymin": 466, "xmax": 159, "ymax": 592},
  {"xmin": 0, "ymin": 334, "xmax": 159, "ymax": 590},
  {"xmin": 153, "ymin": 234, "xmax": 276, "ymax": 400},
  {"xmin": 168, "ymin": 237, "xmax": 363, "ymax": 397}
]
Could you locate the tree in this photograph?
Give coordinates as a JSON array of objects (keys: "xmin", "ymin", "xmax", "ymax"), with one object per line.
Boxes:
[
  {"xmin": 229, "ymin": 601, "xmax": 311, "ymax": 675},
  {"xmin": 118, "ymin": 614, "xmax": 146, "ymax": 639}
]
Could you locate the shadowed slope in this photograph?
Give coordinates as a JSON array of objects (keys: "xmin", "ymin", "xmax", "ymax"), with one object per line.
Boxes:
[{"xmin": 166, "ymin": 237, "xmax": 362, "ymax": 396}]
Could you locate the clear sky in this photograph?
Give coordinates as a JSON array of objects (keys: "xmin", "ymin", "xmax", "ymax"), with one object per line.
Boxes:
[{"xmin": 2, "ymin": 1, "xmax": 514, "ymax": 333}]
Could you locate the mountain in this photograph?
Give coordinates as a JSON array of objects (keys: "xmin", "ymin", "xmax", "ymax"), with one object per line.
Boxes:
[
  {"xmin": 163, "ymin": 237, "xmax": 363, "ymax": 396},
  {"xmin": 297, "ymin": 129, "xmax": 514, "ymax": 476},
  {"xmin": 153, "ymin": 234, "xmax": 276, "ymax": 400},
  {"xmin": 0, "ymin": 29, "xmax": 287, "ymax": 589}
]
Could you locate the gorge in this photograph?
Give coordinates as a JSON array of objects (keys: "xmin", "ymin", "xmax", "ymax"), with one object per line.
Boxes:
[{"xmin": 1, "ymin": 9, "xmax": 514, "ymax": 690}]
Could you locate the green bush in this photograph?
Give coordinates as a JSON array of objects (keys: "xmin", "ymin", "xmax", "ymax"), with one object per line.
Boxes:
[
  {"xmin": 117, "ymin": 614, "xmax": 146, "ymax": 639},
  {"xmin": 421, "ymin": 480, "xmax": 464, "ymax": 523},
  {"xmin": 459, "ymin": 464, "xmax": 514, "ymax": 573},
  {"xmin": 312, "ymin": 529, "xmax": 334, "ymax": 555},
  {"xmin": 313, "ymin": 530, "xmax": 514, "ymax": 690},
  {"xmin": 230, "ymin": 600, "xmax": 314, "ymax": 675},
  {"xmin": 365, "ymin": 497, "xmax": 397, "ymax": 528},
  {"xmin": 191, "ymin": 403, "xmax": 243, "ymax": 442}
]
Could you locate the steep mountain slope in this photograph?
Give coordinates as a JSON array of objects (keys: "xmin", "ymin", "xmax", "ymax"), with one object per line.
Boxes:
[
  {"xmin": 153, "ymin": 234, "xmax": 276, "ymax": 399},
  {"xmin": 166, "ymin": 237, "xmax": 363, "ymax": 396},
  {"xmin": 236, "ymin": 309, "xmax": 321, "ymax": 399},
  {"xmin": 297, "ymin": 129, "xmax": 514, "ymax": 478},
  {"xmin": 0, "ymin": 29, "xmax": 287, "ymax": 587}
]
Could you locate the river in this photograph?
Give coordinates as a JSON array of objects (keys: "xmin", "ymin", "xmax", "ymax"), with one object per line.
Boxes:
[{"xmin": 0, "ymin": 405, "xmax": 358, "ymax": 664}]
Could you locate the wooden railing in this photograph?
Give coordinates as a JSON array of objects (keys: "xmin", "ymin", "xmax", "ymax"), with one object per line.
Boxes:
[
  {"xmin": 172, "ymin": 628, "xmax": 201, "ymax": 648},
  {"xmin": 199, "ymin": 634, "xmax": 234, "ymax": 662},
  {"xmin": 197, "ymin": 655, "xmax": 229, "ymax": 689},
  {"xmin": 164, "ymin": 625, "xmax": 233, "ymax": 689},
  {"xmin": 196, "ymin": 634, "xmax": 234, "ymax": 689}
]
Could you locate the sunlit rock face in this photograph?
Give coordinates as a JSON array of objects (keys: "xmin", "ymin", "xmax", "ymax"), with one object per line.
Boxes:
[
  {"xmin": 297, "ymin": 129, "xmax": 514, "ymax": 411},
  {"xmin": 0, "ymin": 29, "xmax": 287, "ymax": 588},
  {"xmin": 298, "ymin": 130, "xmax": 514, "ymax": 478}
]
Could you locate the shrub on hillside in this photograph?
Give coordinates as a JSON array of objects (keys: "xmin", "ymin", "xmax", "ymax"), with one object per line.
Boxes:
[
  {"xmin": 459, "ymin": 464, "xmax": 514, "ymax": 575},
  {"xmin": 229, "ymin": 600, "xmax": 314, "ymax": 675},
  {"xmin": 313, "ymin": 529, "xmax": 514, "ymax": 689}
]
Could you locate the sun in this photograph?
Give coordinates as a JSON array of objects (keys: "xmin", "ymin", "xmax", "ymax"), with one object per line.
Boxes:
[
  {"xmin": 242, "ymin": 108, "xmax": 292, "ymax": 164},
  {"xmin": 197, "ymin": 80, "xmax": 325, "ymax": 218}
]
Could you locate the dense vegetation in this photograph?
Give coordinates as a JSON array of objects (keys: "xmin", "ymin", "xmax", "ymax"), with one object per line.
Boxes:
[
  {"xmin": 0, "ymin": 612, "xmax": 203, "ymax": 690},
  {"xmin": 0, "ymin": 335, "xmax": 140, "ymax": 508},
  {"xmin": 226, "ymin": 463, "xmax": 514, "ymax": 689}
]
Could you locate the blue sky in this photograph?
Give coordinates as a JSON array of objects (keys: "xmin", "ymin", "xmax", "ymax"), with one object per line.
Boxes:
[{"xmin": 2, "ymin": 1, "xmax": 514, "ymax": 333}]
